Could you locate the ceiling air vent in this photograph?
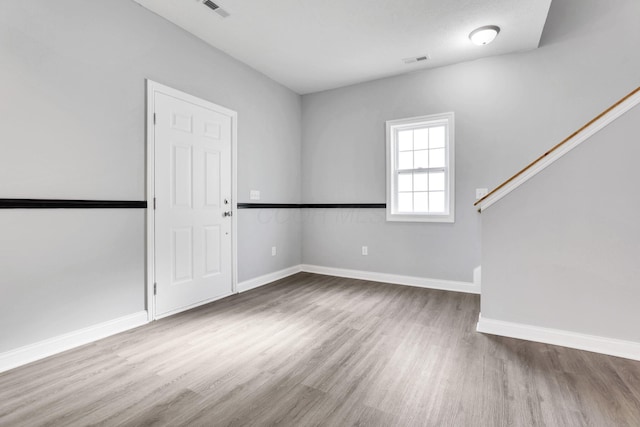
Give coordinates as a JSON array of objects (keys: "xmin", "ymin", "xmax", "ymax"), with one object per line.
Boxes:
[
  {"xmin": 402, "ymin": 55, "xmax": 430, "ymax": 64},
  {"xmin": 202, "ymin": 0, "xmax": 230, "ymax": 18}
]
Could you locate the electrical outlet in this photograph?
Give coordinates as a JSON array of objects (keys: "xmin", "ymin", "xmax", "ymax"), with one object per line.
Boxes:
[
  {"xmin": 362, "ymin": 246, "xmax": 368, "ymax": 256},
  {"xmin": 271, "ymin": 246, "xmax": 277, "ymax": 256},
  {"xmin": 476, "ymin": 188, "xmax": 489, "ymax": 199},
  {"xmin": 250, "ymin": 190, "xmax": 260, "ymax": 200}
]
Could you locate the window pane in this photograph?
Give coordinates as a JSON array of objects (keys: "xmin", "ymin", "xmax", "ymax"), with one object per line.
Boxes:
[
  {"xmin": 414, "ymin": 192, "xmax": 428, "ymax": 212},
  {"xmin": 398, "ymin": 130, "xmax": 413, "ymax": 151},
  {"xmin": 398, "ymin": 193, "xmax": 413, "ymax": 212},
  {"xmin": 414, "ymin": 128, "xmax": 429, "ymax": 150},
  {"xmin": 429, "ymin": 126, "xmax": 445, "ymax": 148},
  {"xmin": 428, "ymin": 171, "xmax": 445, "ymax": 191},
  {"xmin": 414, "ymin": 172, "xmax": 428, "ymax": 191},
  {"xmin": 414, "ymin": 150, "xmax": 429, "ymax": 168},
  {"xmin": 398, "ymin": 173, "xmax": 413, "ymax": 192},
  {"xmin": 398, "ymin": 152, "xmax": 413, "ymax": 170},
  {"xmin": 429, "ymin": 148, "xmax": 445, "ymax": 168},
  {"xmin": 429, "ymin": 191, "xmax": 445, "ymax": 213}
]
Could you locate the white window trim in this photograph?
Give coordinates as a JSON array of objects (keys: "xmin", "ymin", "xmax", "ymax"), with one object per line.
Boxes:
[{"xmin": 386, "ymin": 112, "xmax": 455, "ymax": 223}]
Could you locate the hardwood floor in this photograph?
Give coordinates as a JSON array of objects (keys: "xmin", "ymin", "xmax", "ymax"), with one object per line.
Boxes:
[{"xmin": 2, "ymin": 272, "xmax": 640, "ymax": 426}]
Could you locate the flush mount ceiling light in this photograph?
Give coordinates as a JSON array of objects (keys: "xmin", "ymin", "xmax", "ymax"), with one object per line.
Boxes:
[{"xmin": 469, "ymin": 25, "xmax": 500, "ymax": 45}]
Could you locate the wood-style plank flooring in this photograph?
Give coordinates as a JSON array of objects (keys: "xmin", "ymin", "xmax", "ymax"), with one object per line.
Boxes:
[{"xmin": 2, "ymin": 272, "xmax": 640, "ymax": 426}]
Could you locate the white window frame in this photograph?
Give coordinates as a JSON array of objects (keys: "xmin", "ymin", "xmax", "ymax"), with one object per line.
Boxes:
[{"xmin": 386, "ymin": 112, "xmax": 455, "ymax": 223}]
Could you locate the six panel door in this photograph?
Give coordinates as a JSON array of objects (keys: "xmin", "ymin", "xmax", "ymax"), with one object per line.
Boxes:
[{"xmin": 154, "ymin": 92, "xmax": 233, "ymax": 318}]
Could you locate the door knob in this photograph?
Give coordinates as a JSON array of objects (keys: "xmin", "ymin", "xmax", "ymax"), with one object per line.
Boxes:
[{"xmin": 223, "ymin": 211, "xmax": 233, "ymax": 217}]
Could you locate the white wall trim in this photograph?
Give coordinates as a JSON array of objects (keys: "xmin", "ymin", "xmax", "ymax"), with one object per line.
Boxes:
[
  {"xmin": 145, "ymin": 79, "xmax": 157, "ymax": 322},
  {"xmin": 237, "ymin": 265, "xmax": 303, "ymax": 293},
  {"xmin": 477, "ymin": 315, "xmax": 640, "ymax": 361},
  {"xmin": 478, "ymin": 90, "xmax": 640, "ymax": 212},
  {"xmin": 473, "ymin": 265, "xmax": 482, "ymax": 289},
  {"xmin": 0, "ymin": 311, "xmax": 148, "ymax": 374},
  {"xmin": 301, "ymin": 264, "xmax": 480, "ymax": 294},
  {"xmin": 238, "ymin": 264, "xmax": 479, "ymax": 295}
]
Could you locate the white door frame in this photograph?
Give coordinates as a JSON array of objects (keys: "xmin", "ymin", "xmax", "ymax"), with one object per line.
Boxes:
[{"xmin": 145, "ymin": 79, "xmax": 238, "ymax": 321}]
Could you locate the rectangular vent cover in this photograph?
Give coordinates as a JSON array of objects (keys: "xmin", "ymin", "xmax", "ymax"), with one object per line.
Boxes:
[
  {"xmin": 402, "ymin": 55, "xmax": 430, "ymax": 64},
  {"xmin": 203, "ymin": 0, "xmax": 219, "ymax": 10},
  {"xmin": 203, "ymin": 0, "xmax": 229, "ymax": 17}
]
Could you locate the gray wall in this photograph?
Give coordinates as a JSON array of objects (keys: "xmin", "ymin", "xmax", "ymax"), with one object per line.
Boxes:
[
  {"xmin": 0, "ymin": 210, "xmax": 145, "ymax": 352},
  {"xmin": 238, "ymin": 209, "xmax": 302, "ymax": 281},
  {"xmin": 302, "ymin": 209, "xmax": 473, "ymax": 279},
  {"xmin": 481, "ymin": 103, "xmax": 640, "ymax": 342},
  {"xmin": 300, "ymin": 0, "xmax": 640, "ymax": 282},
  {"xmin": 0, "ymin": 0, "xmax": 301, "ymax": 352}
]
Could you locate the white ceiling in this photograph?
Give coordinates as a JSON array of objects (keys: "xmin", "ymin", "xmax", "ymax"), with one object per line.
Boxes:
[{"xmin": 133, "ymin": 0, "xmax": 552, "ymax": 94}]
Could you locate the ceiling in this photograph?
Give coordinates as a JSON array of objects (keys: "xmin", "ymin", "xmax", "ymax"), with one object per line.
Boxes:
[{"xmin": 133, "ymin": 0, "xmax": 552, "ymax": 94}]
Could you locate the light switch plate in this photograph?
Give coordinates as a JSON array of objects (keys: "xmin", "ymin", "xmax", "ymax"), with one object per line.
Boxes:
[{"xmin": 250, "ymin": 190, "xmax": 260, "ymax": 200}]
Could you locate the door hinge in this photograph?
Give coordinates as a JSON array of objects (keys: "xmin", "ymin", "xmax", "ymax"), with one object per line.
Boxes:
[
  {"xmin": 153, "ymin": 113, "xmax": 156, "ymax": 125},
  {"xmin": 153, "ymin": 197, "xmax": 156, "ymax": 210},
  {"xmin": 154, "ymin": 283, "xmax": 157, "ymax": 295}
]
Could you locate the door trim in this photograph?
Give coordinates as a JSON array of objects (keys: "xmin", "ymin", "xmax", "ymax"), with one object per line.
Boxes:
[{"xmin": 145, "ymin": 79, "xmax": 238, "ymax": 321}]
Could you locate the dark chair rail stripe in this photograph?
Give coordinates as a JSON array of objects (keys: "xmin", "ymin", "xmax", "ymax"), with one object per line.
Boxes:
[
  {"xmin": 237, "ymin": 203, "xmax": 301, "ymax": 209},
  {"xmin": 0, "ymin": 199, "xmax": 147, "ymax": 209},
  {"xmin": 0, "ymin": 200, "xmax": 382, "ymax": 210},
  {"xmin": 303, "ymin": 203, "xmax": 386, "ymax": 209},
  {"xmin": 237, "ymin": 203, "xmax": 386, "ymax": 209}
]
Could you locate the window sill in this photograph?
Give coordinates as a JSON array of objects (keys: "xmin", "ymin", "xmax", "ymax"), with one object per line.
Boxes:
[{"xmin": 386, "ymin": 212, "xmax": 455, "ymax": 223}]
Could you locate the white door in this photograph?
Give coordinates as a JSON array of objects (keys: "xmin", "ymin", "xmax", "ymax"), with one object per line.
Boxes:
[{"xmin": 153, "ymin": 91, "xmax": 234, "ymax": 318}]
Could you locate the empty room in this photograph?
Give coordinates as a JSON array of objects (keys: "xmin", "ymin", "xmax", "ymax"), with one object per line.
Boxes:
[{"xmin": 1, "ymin": 0, "xmax": 640, "ymax": 425}]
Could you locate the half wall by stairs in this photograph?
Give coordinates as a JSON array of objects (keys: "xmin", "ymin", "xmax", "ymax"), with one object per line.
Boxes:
[{"xmin": 476, "ymin": 87, "xmax": 640, "ymax": 360}]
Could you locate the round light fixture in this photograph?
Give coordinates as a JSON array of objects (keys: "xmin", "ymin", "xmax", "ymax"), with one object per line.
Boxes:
[{"xmin": 469, "ymin": 25, "xmax": 500, "ymax": 46}]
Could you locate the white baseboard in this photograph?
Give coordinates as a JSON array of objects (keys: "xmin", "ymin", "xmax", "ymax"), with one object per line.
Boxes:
[
  {"xmin": 237, "ymin": 265, "xmax": 303, "ymax": 293},
  {"xmin": 0, "ymin": 311, "xmax": 148, "ymax": 374},
  {"xmin": 301, "ymin": 264, "xmax": 480, "ymax": 294},
  {"xmin": 477, "ymin": 314, "xmax": 640, "ymax": 361},
  {"xmin": 473, "ymin": 266, "xmax": 482, "ymax": 288}
]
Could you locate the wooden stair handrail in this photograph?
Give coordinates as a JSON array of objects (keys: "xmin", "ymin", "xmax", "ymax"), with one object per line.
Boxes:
[{"xmin": 475, "ymin": 86, "xmax": 640, "ymax": 207}]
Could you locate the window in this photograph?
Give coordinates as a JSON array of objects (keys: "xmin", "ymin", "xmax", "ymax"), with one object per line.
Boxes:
[{"xmin": 386, "ymin": 112, "xmax": 454, "ymax": 222}]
